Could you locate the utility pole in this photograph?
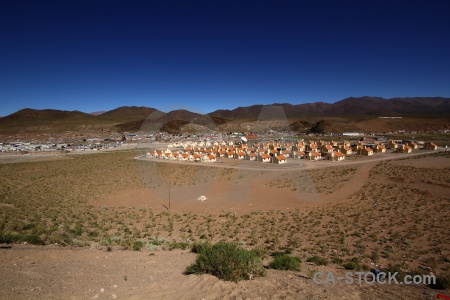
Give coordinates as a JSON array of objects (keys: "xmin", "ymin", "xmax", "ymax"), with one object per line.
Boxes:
[{"xmin": 168, "ymin": 182, "xmax": 171, "ymax": 210}]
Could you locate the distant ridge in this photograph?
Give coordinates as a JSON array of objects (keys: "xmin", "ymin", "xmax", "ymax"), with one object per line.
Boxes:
[
  {"xmin": 0, "ymin": 97, "xmax": 449, "ymax": 135},
  {"xmin": 208, "ymin": 97, "xmax": 450, "ymax": 120}
]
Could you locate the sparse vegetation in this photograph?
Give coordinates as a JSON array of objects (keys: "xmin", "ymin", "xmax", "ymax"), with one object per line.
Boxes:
[
  {"xmin": 186, "ymin": 241, "xmax": 266, "ymax": 282},
  {"xmin": 269, "ymin": 254, "xmax": 301, "ymax": 271},
  {"xmin": 306, "ymin": 255, "xmax": 328, "ymax": 266},
  {"xmin": 0, "ymin": 150, "xmax": 449, "ymax": 279},
  {"xmin": 132, "ymin": 240, "xmax": 144, "ymax": 251}
]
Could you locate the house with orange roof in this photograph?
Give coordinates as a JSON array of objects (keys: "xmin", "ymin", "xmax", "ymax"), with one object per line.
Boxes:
[
  {"xmin": 292, "ymin": 143, "xmax": 305, "ymax": 152},
  {"xmin": 145, "ymin": 151, "xmax": 154, "ymax": 158},
  {"xmin": 246, "ymin": 146, "xmax": 255, "ymax": 153},
  {"xmin": 163, "ymin": 152, "xmax": 174, "ymax": 159},
  {"xmin": 226, "ymin": 150, "xmax": 235, "ymax": 158},
  {"xmin": 269, "ymin": 149, "xmax": 278, "ymax": 155},
  {"xmin": 309, "ymin": 151, "xmax": 322, "ymax": 161},
  {"xmin": 234, "ymin": 152, "xmax": 246, "ymax": 160},
  {"xmin": 399, "ymin": 145, "xmax": 412, "ymax": 153},
  {"xmin": 273, "ymin": 155, "xmax": 286, "ymax": 164},
  {"xmin": 424, "ymin": 141, "xmax": 438, "ymax": 150},
  {"xmin": 217, "ymin": 150, "xmax": 226, "ymax": 158},
  {"xmin": 407, "ymin": 141, "xmax": 419, "ymax": 149},
  {"xmin": 179, "ymin": 153, "xmax": 190, "ymax": 161},
  {"xmin": 293, "ymin": 150, "xmax": 306, "ymax": 159},
  {"xmin": 387, "ymin": 141, "xmax": 398, "ymax": 149},
  {"xmin": 328, "ymin": 151, "xmax": 345, "ymax": 161},
  {"xmin": 280, "ymin": 149, "xmax": 291, "ymax": 157},
  {"xmin": 342, "ymin": 140, "xmax": 351, "ymax": 147},
  {"xmin": 373, "ymin": 144, "xmax": 386, "ymax": 153},
  {"xmin": 339, "ymin": 146, "xmax": 352, "ymax": 155},
  {"xmin": 320, "ymin": 144, "xmax": 333, "ymax": 153},
  {"xmin": 192, "ymin": 153, "xmax": 201, "ymax": 162},
  {"xmin": 359, "ymin": 147, "xmax": 374, "ymax": 156},
  {"xmin": 155, "ymin": 150, "xmax": 163, "ymax": 158},
  {"xmin": 245, "ymin": 152, "xmax": 258, "ymax": 161},
  {"xmin": 258, "ymin": 153, "xmax": 271, "ymax": 163},
  {"xmin": 202, "ymin": 154, "xmax": 217, "ymax": 162},
  {"xmin": 306, "ymin": 143, "xmax": 318, "ymax": 152}
]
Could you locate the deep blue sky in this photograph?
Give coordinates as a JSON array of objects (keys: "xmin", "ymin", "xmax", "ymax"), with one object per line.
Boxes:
[{"xmin": 1, "ymin": 0, "xmax": 450, "ymax": 116}]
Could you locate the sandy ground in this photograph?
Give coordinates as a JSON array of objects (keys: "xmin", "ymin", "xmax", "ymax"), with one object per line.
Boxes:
[
  {"xmin": 95, "ymin": 157, "xmax": 375, "ymax": 214},
  {"xmin": 1, "ymin": 150, "xmax": 449, "ymax": 299},
  {"xmin": 0, "ymin": 154, "xmax": 72, "ymax": 164},
  {"xmin": 0, "ymin": 244, "xmax": 440, "ymax": 300},
  {"xmin": 388, "ymin": 156, "xmax": 450, "ymax": 169}
]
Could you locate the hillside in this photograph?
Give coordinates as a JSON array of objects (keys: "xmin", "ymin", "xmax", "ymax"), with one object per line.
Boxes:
[
  {"xmin": 208, "ymin": 97, "xmax": 450, "ymax": 120},
  {"xmin": 0, "ymin": 108, "xmax": 106, "ymax": 134},
  {"xmin": 0, "ymin": 97, "xmax": 449, "ymax": 135},
  {"xmin": 96, "ymin": 106, "xmax": 164, "ymax": 123},
  {"xmin": 116, "ymin": 109, "xmax": 227, "ymax": 133}
]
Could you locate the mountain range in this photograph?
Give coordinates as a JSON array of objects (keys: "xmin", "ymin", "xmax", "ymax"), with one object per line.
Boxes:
[{"xmin": 1, "ymin": 97, "xmax": 449, "ymax": 135}]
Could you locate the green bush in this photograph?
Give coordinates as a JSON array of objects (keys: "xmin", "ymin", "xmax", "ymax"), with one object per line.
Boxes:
[
  {"xmin": 269, "ymin": 254, "xmax": 301, "ymax": 271},
  {"xmin": 332, "ymin": 257, "xmax": 343, "ymax": 265},
  {"xmin": 344, "ymin": 262, "xmax": 357, "ymax": 270},
  {"xmin": 190, "ymin": 241, "xmax": 212, "ymax": 253},
  {"xmin": 186, "ymin": 241, "xmax": 266, "ymax": 282},
  {"xmin": 344, "ymin": 258, "xmax": 368, "ymax": 271},
  {"xmin": 306, "ymin": 255, "xmax": 328, "ymax": 266},
  {"xmin": 0, "ymin": 231, "xmax": 44, "ymax": 245},
  {"xmin": 0, "ymin": 231, "xmax": 14, "ymax": 244},
  {"xmin": 132, "ymin": 240, "xmax": 144, "ymax": 251},
  {"xmin": 251, "ymin": 246, "xmax": 270, "ymax": 259}
]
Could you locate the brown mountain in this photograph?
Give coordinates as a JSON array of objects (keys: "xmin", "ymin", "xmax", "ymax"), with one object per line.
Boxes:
[
  {"xmin": 208, "ymin": 97, "xmax": 450, "ymax": 120},
  {"xmin": 1, "ymin": 97, "xmax": 449, "ymax": 135},
  {"xmin": 0, "ymin": 108, "xmax": 103, "ymax": 134},
  {"xmin": 96, "ymin": 106, "xmax": 164, "ymax": 123},
  {"xmin": 325, "ymin": 97, "xmax": 450, "ymax": 115},
  {"xmin": 116, "ymin": 109, "xmax": 226, "ymax": 133}
]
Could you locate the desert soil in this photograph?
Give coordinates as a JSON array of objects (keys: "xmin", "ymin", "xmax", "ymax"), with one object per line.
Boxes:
[
  {"xmin": 0, "ymin": 244, "xmax": 438, "ymax": 300},
  {"xmin": 0, "ymin": 149, "xmax": 449, "ymax": 299}
]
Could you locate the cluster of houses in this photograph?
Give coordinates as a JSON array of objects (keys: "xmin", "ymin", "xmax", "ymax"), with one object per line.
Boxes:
[
  {"xmin": 0, "ymin": 142, "xmax": 62, "ymax": 154},
  {"xmin": 386, "ymin": 140, "xmax": 438, "ymax": 152},
  {"xmin": 146, "ymin": 138, "xmax": 438, "ymax": 164},
  {"xmin": 0, "ymin": 140, "xmax": 125, "ymax": 154}
]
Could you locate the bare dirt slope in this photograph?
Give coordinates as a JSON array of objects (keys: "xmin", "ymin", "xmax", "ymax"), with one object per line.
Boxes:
[
  {"xmin": 0, "ymin": 245, "xmax": 438, "ymax": 300},
  {"xmin": 1, "ymin": 150, "xmax": 449, "ymax": 299}
]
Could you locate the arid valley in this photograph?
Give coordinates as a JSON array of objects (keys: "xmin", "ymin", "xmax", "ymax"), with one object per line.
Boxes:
[{"xmin": 1, "ymin": 145, "xmax": 449, "ymax": 299}]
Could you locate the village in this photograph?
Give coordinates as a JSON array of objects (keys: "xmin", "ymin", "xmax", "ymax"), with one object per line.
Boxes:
[{"xmin": 145, "ymin": 137, "xmax": 440, "ymax": 164}]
